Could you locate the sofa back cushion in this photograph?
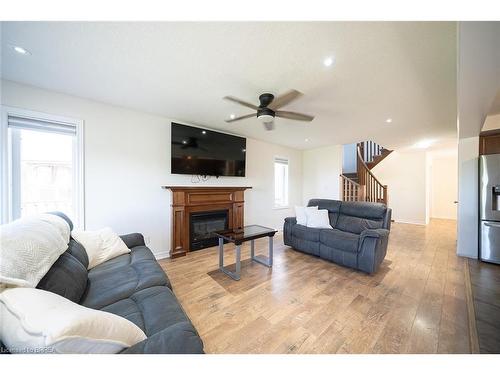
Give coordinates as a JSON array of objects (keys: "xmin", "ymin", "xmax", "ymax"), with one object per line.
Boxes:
[
  {"xmin": 37, "ymin": 251, "xmax": 89, "ymax": 303},
  {"xmin": 307, "ymin": 199, "xmax": 342, "ymax": 227},
  {"xmin": 335, "ymin": 201, "xmax": 387, "ymax": 234},
  {"xmin": 66, "ymin": 239, "xmax": 89, "ymax": 269}
]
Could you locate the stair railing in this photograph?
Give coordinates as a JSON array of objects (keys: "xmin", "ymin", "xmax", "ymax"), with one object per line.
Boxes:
[
  {"xmin": 340, "ymin": 174, "xmax": 365, "ymax": 202},
  {"xmin": 359, "ymin": 140, "xmax": 383, "ymax": 163},
  {"xmin": 356, "ymin": 145, "xmax": 388, "ymax": 204}
]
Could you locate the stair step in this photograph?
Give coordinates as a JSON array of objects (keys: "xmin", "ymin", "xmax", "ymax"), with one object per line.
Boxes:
[{"xmin": 343, "ymin": 172, "xmax": 358, "ymax": 179}]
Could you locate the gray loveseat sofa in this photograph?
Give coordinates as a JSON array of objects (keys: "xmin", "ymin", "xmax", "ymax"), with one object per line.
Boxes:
[
  {"xmin": 0, "ymin": 212, "xmax": 203, "ymax": 354},
  {"xmin": 284, "ymin": 199, "xmax": 392, "ymax": 273}
]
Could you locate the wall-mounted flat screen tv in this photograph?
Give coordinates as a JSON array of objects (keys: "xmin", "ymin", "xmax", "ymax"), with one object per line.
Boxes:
[{"xmin": 171, "ymin": 123, "xmax": 246, "ymax": 177}]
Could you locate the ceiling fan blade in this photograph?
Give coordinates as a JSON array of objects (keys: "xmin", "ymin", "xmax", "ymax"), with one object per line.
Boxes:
[
  {"xmin": 223, "ymin": 96, "xmax": 259, "ymax": 110},
  {"xmin": 263, "ymin": 121, "xmax": 275, "ymax": 131},
  {"xmin": 268, "ymin": 89, "xmax": 303, "ymax": 110},
  {"xmin": 275, "ymin": 110, "xmax": 314, "ymax": 122},
  {"xmin": 225, "ymin": 113, "xmax": 256, "ymax": 123}
]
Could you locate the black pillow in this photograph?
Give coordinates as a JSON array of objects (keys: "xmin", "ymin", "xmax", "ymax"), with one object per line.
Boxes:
[{"xmin": 37, "ymin": 252, "xmax": 88, "ymax": 303}]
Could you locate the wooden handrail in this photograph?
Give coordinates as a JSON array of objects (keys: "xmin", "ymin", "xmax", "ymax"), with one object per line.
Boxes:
[
  {"xmin": 356, "ymin": 145, "xmax": 388, "ymax": 205},
  {"xmin": 358, "ymin": 141, "xmax": 384, "ymax": 164},
  {"xmin": 356, "ymin": 146, "xmax": 385, "ymax": 187}
]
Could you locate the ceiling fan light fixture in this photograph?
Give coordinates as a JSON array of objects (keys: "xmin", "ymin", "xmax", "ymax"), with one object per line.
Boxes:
[{"xmin": 258, "ymin": 114, "xmax": 274, "ymax": 124}]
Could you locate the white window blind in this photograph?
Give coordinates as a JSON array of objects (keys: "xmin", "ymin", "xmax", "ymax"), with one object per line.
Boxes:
[{"xmin": 8, "ymin": 115, "xmax": 77, "ymax": 135}]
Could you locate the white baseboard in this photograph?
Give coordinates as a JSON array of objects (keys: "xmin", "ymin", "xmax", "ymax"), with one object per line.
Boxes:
[
  {"xmin": 393, "ymin": 219, "xmax": 427, "ymax": 226},
  {"xmin": 430, "ymin": 216, "xmax": 457, "ymax": 221},
  {"xmin": 154, "ymin": 250, "xmax": 170, "ymax": 260}
]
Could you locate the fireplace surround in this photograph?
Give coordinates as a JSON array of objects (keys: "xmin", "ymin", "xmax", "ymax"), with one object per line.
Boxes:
[{"xmin": 162, "ymin": 186, "xmax": 251, "ymax": 257}]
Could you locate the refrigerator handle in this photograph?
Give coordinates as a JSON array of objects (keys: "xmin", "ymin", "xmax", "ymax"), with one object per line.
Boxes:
[{"xmin": 484, "ymin": 222, "xmax": 500, "ymax": 228}]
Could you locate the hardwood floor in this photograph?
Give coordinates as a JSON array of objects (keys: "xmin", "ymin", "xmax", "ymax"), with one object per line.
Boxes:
[
  {"xmin": 159, "ymin": 219, "xmax": 470, "ymax": 354},
  {"xmin": 468, "ymin": 259, "xmax": 500, "ymax": 353}
]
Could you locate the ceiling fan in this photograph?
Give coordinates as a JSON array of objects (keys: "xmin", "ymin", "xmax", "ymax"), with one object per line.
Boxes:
[{"xmin": 223, "ymin": 89, "xmax": 315, "ymax": 130}]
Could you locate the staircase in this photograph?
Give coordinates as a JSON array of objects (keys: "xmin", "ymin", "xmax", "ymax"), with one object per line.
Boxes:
[{"xmin": 340, "ymin": 141, "xmax": 392, "ymax": 205}]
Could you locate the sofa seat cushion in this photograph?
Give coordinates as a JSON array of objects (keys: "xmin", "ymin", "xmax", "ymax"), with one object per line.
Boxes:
[
  {"xmin": 319, "ymin": 229, "xmax": 359, "ymax": 253},
  {"xmin": 80, "ymin": 247, "xmax": 170, "ymax": 309},
  {"xmin": 291, "ymin": 224, "xmax": 321, "ymax": 242},
  {"xmin": 100, "ymin": 286, "xmax": 196, "ymax": 338}
]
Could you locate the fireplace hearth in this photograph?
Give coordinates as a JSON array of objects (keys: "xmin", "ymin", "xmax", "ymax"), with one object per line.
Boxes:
[{"xmin": 190, "ymin": 210, "xmax": 229, "ymax": 250}]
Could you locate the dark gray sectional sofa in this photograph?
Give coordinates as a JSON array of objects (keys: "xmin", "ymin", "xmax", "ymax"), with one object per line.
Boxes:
[
  {"xmin": 1, "ymin": 212, "xmax": 203, "ymax": 354},
  {"xmin": 284, "ymin": 199, "xmax": 392, "ymax": 273}
]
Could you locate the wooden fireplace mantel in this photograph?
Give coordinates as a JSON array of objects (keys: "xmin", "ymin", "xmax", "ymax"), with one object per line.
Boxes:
[{"xmin": 162, "ymin": 186, "xmax": 252, "ymax": 258}]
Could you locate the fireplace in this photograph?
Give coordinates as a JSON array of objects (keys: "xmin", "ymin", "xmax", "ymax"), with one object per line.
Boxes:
[
  {"xmin": 163, "ymin": 186, "xmax": 251, "ymax": 258},
  {"xmin": 190, "ymin": 210, "xmax": 229, "ymax": 250}
]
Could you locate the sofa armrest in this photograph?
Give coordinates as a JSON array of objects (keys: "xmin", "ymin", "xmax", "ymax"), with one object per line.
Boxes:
[
  {"xmin": 360, "ymin": 228, "xmax": 389, "ymax": 240},
  {"xmin": 283, "ymin": 217, "xmax": 296, "ymax": 247},
  {"xmin": 120, "ymin": 322, "xmax": 204, "ymax": 354},
  {"xmin": 357, "ymin": 228, "xmax": 390, "ymax": 274},
  {"xmin": 120, "ymin": 233, "xmax": 145, "ymax": 249}
]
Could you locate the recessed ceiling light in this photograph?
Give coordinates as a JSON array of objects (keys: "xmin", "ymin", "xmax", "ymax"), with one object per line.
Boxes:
[
  {"xmin": 201, "ymin": 130, "xmax": 207, "ymax": 134},
  {"xmin": 323, "ymin": 56, "xmax": 334, "ymax": 67},
  {"xmin": 229, "ymin": 114, "xmax": 236, "ymax": 119},
  {"xmin": 305, "ymin": 138, "xmax": 309, "ymax": 142},
  {"xmin": 414, "ymin": 139, "xmax": 435, "ymax": 149},
  {"xmin": 385, "ymin": 118, "xmax": 393, "ymax": 123},
  {"xmin": 182, "ymin": 140, "xmax": 187, "ymax": 144},
  {"xmin": 12, "ymin": 45, "xmax": 30, "ymax": 55}
]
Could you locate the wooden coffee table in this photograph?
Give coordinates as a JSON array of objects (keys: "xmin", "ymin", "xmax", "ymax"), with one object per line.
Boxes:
[{"xmin": 214, "ymin": 225, "xmax": 277, "ymax": 281}]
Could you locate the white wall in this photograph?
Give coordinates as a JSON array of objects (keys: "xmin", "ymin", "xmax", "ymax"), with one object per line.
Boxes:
[
  {"xmin": 372, "ymin": 150, "xmax": 429, "ymax": 225},
  {"xmin": 482, "ymin": 113, "xmax": 500, "ymax": 132},
  {"xmin": 302, "ymin": 145, "xmax": 343, "ymax": 204},
  {"xmin": 1, "ymin": 80, "xmax": 303, "ymax": 258},
  {"xmin": 428, "ymin": 149, "xmax": 458, "ymax": 220}
]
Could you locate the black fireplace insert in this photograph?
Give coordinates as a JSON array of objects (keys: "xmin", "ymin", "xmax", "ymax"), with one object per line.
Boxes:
[{"xmin": 190, "ymin": 210, "xmax": 229, "ymax": 250}]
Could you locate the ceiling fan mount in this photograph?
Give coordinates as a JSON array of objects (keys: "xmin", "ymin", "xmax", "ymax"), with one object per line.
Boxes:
[
  {"xmin": 223, "ymin": 89, "xmax": 314, "ymax": 131},
  {"xmin": 258, "ymin": 93, "xmax": 275, "ymax": 108}
]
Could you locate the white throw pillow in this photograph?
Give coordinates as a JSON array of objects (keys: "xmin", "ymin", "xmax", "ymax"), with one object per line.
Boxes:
[
  {"xmin": 0, "ymin": 214, "xmax": 70, "ymax": 288},
  {"xmin": 295, "ymin": 206, "xmax": 318, "ymax": 226},
  {"xmin": 72, "ymin": 227, "xmax": 130, "ymax": 269},
  {"xmin": 0, "ymin": 288, "xmax": 146, "ymax": 354},
  {"xmin": 306, "ymin": 209, "xmax": 333, "ymax": 229}
]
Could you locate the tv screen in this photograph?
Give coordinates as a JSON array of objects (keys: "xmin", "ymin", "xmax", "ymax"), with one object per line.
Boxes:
[{"xmin": 171, "ymin": 123, "xmax": 246, "ymax": 177}]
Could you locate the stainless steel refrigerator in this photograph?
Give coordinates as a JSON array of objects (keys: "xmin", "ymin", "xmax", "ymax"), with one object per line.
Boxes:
[{"xmin": 480, "ymin": 154, "xmax": 500, "ymax": 263}]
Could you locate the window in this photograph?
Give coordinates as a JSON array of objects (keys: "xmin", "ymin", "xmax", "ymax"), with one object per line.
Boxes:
[
  {"xmin": 274, "ymin": 156, "xmax": 289, "ymax": 208},
  {"xmin": 1, "ymin": 108, "xmax": 84, "ymax": 226}
]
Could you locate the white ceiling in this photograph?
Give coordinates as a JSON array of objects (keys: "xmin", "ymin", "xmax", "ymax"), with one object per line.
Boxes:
[{"xmin": 1, "ymin": 22, "xmax": 457, "ymax": 150}]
